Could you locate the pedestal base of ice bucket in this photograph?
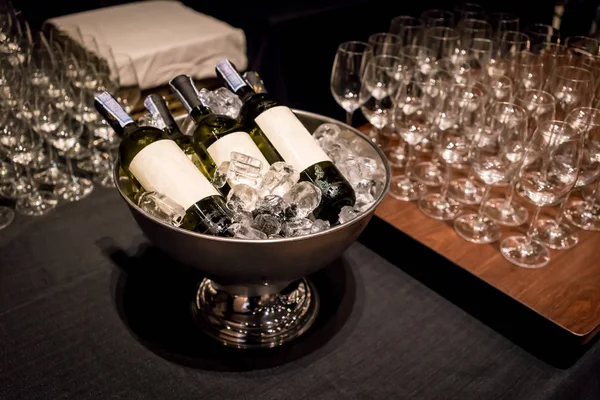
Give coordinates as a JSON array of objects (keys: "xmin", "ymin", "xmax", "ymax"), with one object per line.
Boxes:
[{"xmin": 192, "ymin": 278, "xmax": 319, "ymax": 349}]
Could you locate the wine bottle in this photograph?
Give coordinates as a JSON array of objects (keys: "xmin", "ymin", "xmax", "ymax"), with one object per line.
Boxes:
[
  {"xmin": 215, "ymin": 59, "xmax": 356, "ymax": 223},
  {"xmin": 94, "ymin": 91, "xmax": 233, "ymax": 236},
  {"xmin": 143, "ymin": 94, "xmax": 208, "ymax": 175},
  {"xmin": 169, "ymin": 75, "xmax": 276, "ymax": 188}
]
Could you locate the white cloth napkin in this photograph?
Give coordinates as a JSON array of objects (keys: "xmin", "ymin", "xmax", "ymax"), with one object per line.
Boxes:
[{"xmin": 47, "ymin": 0, "xmax": 247, "ymax": 89}]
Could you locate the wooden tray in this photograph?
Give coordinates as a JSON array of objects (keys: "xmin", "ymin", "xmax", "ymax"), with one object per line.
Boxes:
[{"xmin": 360, "ymin": 125, "xmax": 600, "ymax": 344}]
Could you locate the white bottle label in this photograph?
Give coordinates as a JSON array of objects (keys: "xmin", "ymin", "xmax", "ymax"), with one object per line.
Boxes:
[
  {"xmin": 129, "ymin": 140, "xmax": 219, "ymax": 210},
  {"xmin": 254, "ymin": 106, "xmax": 331, "ymax": 172},
  {"xmin": 206, "ymin": 131, "xmax": 270, "ymax": 173}
]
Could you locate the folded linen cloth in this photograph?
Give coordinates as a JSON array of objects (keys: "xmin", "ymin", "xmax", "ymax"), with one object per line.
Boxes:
[{"xmin": 47, "ymin": 0, "xmax": 247, "ymax": 89}]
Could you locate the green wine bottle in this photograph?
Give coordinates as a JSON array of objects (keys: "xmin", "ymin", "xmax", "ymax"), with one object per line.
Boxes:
[
  {"xmin": 94, "ymin": 91, "xmax": 233, "ymax": 236},
  {"xmin": 142, "ymin": 94, "xmax": 208, "ymax": 176},
  {"xmin": 215, "ymin": 59, "xmax": 356, "ymax": 223},
  {"xmin": 169, "ymin": 75, "xmax": 276, "ymax": 191}
]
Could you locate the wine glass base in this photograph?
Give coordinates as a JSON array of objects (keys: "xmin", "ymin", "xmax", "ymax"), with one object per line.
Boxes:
[
  {"xmin": 15, "ymin": 191, "xmax": 58, "ymax": 216},
  {"xmin": 448, "ymin": 178, "xmax": 486, "ymax": 205},
  {"xmin": 93, "ymin": 170, "xmax": 116, "ymax": 188},
  {"xmin": 565, "ymin": 200, "xmax": 600, "ymax": 231},
  {"xmin": 418, "ymin": 193, "xmax": 461, "ymax": 220},
  {"xmin": 500, "ymin": 236, "xmax": 551, "ymax": 269},
  {"xmin": 32, "ymin": 150, "xmax": 52, "ymax": 171},
  {"xmin": 483, "ymin": 198, "xmax": 529, "ymax": 227},
  {"xmin": 33, "ymin": 165, "xmax": 69, "ymax": 186},
  {"xmin": 389, "ymin": 175, "xmax": 427, "ymax": 201},
  {"xmin": 0, "ymin": 177, "xmax": 33, "ymax": 199},
  {"xmin": 63, "ymin": 143, "xmax": 93, "ymax": 161},
  {"xmin": 54, "ymin": 177, "xmax": 95, "ymax": 202},
  {"xmin": 454, "ymin": 213, "xmax": 501, "ymax": 244},
  {"xmin": 412, "ymin": 161, "xmax": 444, "ymax": 187},
  {"xmin": 192, "ymin": 278, "xmax": 319, "ymax": 349},
  {"xmin": 0, "ymin": 162, "xmax": 15, "ymax": 183},
  {"xmin": 0, "ymin": 206, "xmax": 15, "ymax": 229},
  {"xmin": 77, "ymin": 152, "xmax": 109, "ymax": 174},
  {"xmin": 532, "ymin": 218, "xmax": 579, "ymax": 250}
]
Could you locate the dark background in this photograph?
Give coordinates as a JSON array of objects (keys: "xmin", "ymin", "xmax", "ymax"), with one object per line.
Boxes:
[{"xmin": 12, "ymin": 0, "xmax": 588, "ymax": 121}]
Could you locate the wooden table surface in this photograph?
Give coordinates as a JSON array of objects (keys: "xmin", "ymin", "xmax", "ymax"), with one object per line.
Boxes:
[{"xmin": 359, "ymin": 125, "xmax": 600, "ymax": 344}]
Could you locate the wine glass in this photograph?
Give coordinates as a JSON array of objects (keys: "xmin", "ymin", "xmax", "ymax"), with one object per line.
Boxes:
[
  {"xmin": 465, "ymin": 38, "xmax": 493, "ymax": 79},
  {"xmin": 565, "ymin": 36, "xmax": 600, "ymax": 57},
  {"xmin": 359, "ymin": 55, "xmax": 403, "ymax": 144},
  {"xmin": 448, "ymin": 79, "xmax": 514, "ymax": 205},
  {"xmin": 536, "ymin": 43, "xmax": 572, "ymax": 84},
  {"xmin": 400, "ymin": 45, "xmax": 436, "ymax": 83},
  {"xmin": 368, "ymin": 33, "xmax": 402, "ymax": 56},
  {"xmin": 457, "ymin": 18, "xmax": 492, "ymax": 53},
  {"xmin": 52, "ymin": 118, "xmax": 95, "ymax": 201},
  {"xmin": 525, "ymin": 24, "xmax": 560, "ymax": 50},
  {"xmin": 420, "ymin": 9, "xmax": 454, "ymax": 27},
  {"xmin": 114, "ymin": 53, "xmax": 141, "ymax": 114},
  {"xmin": 544, "ymin": 66, "xmax": 594, "ymax": 120},
  {"xmin": 389, "ymin": 16, "xmax": 424, "ymax": 47},
  {"xmin": 482, "ymin": 103, "xmax": 530, "ymax": 226},
  {"xmin": 454, "ymin": 102, "xmax": 527, "ymax": 243},
  {"xmin": 330, "ymin": 41, "xmax": 374, "ymax": 126},
  {"xmin": 488, "ymin": 31, "xmax": 530, "ymax": 80},
  {"xmin": 510, "ymin": 51, "xmax": 545, "ymax": 93},
  {"xmin": 423, "ymin": 26, "xmax": 460, "ymax": 61},
  {"xmin": 390, "ymin": 79, "xmax": 431, "ymax": 200},
  {"xmin": 565, "ymin": 108, "xmax": 600, "ymax": 230},
  {"xmin": 514, "ymin": 89, "xmax": 556, "ymax": 139},
  {"xmin": 418, "ymin": 83, "xmax": 485, "ymax": 220},
  {"xmin": 489, "ymin": 12, "xmax": 520, "ymax": 42},
  {"xmin": 0, "ymin": 123, "xmax": 58, "ymax": 215},
  {"xmin": 533, "ymin": 107, "xmax": 600, "ymax": 249},
  {"xmin": 501, "ymin": 121, "xmax": 582, "ymax": 268}
]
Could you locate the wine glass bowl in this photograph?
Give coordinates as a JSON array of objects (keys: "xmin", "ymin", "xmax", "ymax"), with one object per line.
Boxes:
[
  {"xmin": 330, "ymin": 41, "xmax": 374, "ymax": 125},
  {"xmin": 113, "ymin": 109, "xmax": 391, "ymax": 349}
]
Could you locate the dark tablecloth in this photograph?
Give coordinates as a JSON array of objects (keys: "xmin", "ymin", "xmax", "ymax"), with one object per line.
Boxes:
[{"xmin": 1, "ymin": 188, "xmax": 600, "ymax": 400}]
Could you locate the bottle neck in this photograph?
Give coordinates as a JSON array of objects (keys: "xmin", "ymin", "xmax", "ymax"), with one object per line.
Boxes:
[
  {"xmin": 94, "ymin": 92, "xmax": 137, "ymax": 136},
  {"xmin": 169, "ymin": 75, "xmax": 207, "ymax": 115},
  {"xmin": 215, "ymin": 59, "xmax": 256, "ymax": 102},
  {"xmin": 144, "ymin": 94, "xmax": 181, "ymax": 135}
]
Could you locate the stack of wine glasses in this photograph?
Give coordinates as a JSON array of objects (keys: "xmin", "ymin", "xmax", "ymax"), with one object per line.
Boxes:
[
  {"xmin": 0, "ymin": 2, "xmax": 141, "ymax": 230},
  {"xmin": 330, "ymin": 2, "xmax": 600, "ymax": 268}
]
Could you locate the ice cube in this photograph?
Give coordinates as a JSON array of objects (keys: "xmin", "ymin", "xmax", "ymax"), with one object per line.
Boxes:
[
  {"xmin": 338, "ymin": 206, "xmax": 359, "ymax": 224},
  {"xmin": 337, "ymin": 154, "xmax": 362, "ymax": 186},
  {"xmin": 258, "ymin": 162, "xmax": 300, "ymax": 197},
  {"xmin": 253, "ymin": 194, "xmax": 287, "ymax": 218},
  {"xmin": 283, "ymin": 218, "xmax": 313, "ymax": 237},
  {"xmin": 283, "ymin": 182, "xmax": 322, "ymax": 219},
  {"xmin": 313, "ymin": 123, "xmax": 341, "ymax": 148},
  {"xmin": 326, "ymin": 142, "xmax": 352, "ymax": 164},
  {"xmin": 204, "ymin": 87, "xmax": 243, "ymax": 119},
  {"xmin": 226, "ymin": 184, "xmax": 259, "ymax": 213},
  {"xmin": 310, "ymin": 219, "xmax": 330, "ymax": 233},
  {"xmin": 243, "ymin": 71, "xmax": 267, "ymax": 94},
  {"xmin": 137, "ymin": 191, "xmax": 186, "ymax": 227},
  {"xmin": 268, "ymin": 234, "xmax": 284, "ymax": 239},
  {"xmin": 228, "ymin": 223, "xmax": 268, "ymax": 240},
  {"xmin": 212, "ymin": 161, "xmax": 229, "ymax": 189},
  {"xmin": 253, "ymin": 213, "xmax": 282, "ymax": 236},
  {"xmin": 231, "ymin": 210, "xmax": 254, "ymax": 226},
  {"xmin": 227, "ymin": 151, "xmax": 263, "ymax": 188}
]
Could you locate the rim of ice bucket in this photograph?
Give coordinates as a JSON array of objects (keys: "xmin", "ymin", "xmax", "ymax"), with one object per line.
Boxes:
[{"xmin": 113, "ymin": 109, "xmax": 392, "ymax": 243}]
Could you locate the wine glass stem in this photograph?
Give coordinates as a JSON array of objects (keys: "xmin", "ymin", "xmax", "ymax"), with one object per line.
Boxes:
[
  {"xmin": 66, "ymin": 156, "xmax": 76, "ymax": 181},
  {"xmin": 585, "ymin": 179, "xmax": 600, "ymax": 211},
  {"xmin": 440, "ymin": 165, "xmax": 451, "ymax": 199},
  {"xmin": 555, "ymin": 194, "xmax": 569, "ymax": 225},
  {"xmin": 526, "ymin": 207, "xmax": 542, "ymax": 245},
  {"xmin": 345, "ymin": 111, "xmax": 353, "ymax": 126},
  {"xmin": 477, "ymin": 186, "xmax": 492, "ymax": 221},
  {"xmin": 46, "ymin": 141, "xmax": 56, "ymax": 166},
  {"xmin": 405, "ymin": 145, "xmax": 414, "ymax": 177},
  {"xmin": 24, "ymin": 166, "xmax": 41, "ymax": 198}
]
